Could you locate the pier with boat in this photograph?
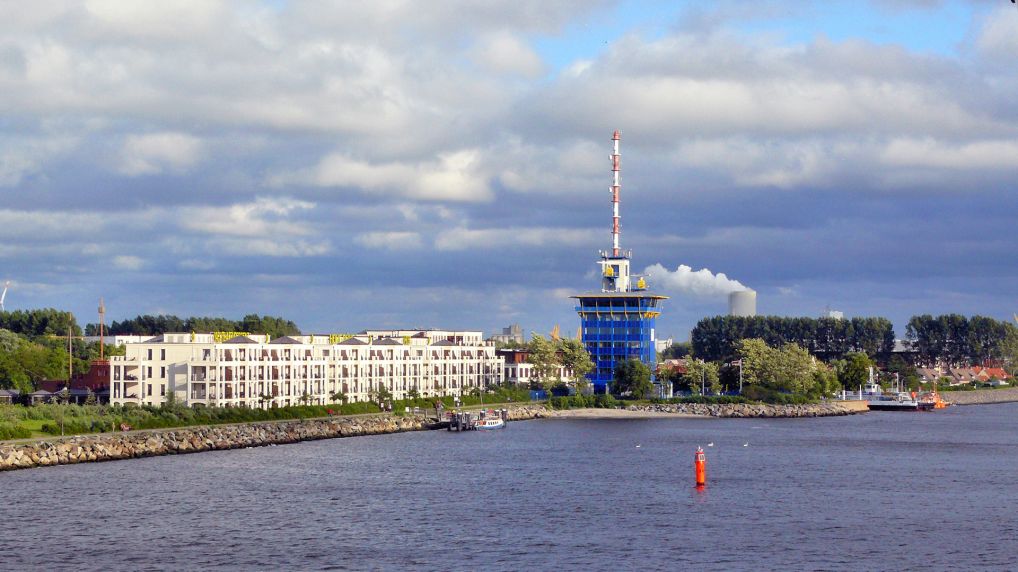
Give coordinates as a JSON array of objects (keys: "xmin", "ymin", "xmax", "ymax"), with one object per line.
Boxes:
[
  {"xmin": 839, "ymin": 367, "xmax": 951, "ymax": 412},
  {"xmin": 446, "ymin": 408, "xmax": 509, "ymax": 431}
]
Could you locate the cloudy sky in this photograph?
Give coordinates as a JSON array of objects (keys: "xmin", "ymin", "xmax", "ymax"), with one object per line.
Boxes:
[{"xmin": 2, "ymin": 0, "xmax": 1017, "ymax": 340}]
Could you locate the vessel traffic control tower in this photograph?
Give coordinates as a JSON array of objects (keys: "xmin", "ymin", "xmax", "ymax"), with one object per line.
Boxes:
[{"xmin": 572, "ymin": 131, "xmax": 667, "ymax": 395}]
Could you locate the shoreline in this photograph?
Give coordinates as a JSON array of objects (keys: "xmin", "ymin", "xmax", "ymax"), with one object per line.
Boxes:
[
  {"xmin": 939, "ymin": 387, "xmax": 1018, "ymax": 406},
  {"xmin": 9, "ymin": 392, "xmax": 1018, "ymax": 472}
]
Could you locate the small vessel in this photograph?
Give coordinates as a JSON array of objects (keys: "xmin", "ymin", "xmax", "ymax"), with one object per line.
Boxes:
[
  {"xmin": 860, "ymin": 367, "xmax": 927, "ymax": 412},
  {"xmin": 867, "ymin": 392, "xmax": 927, "ymax": 412},
  {"xmin": 917, "ymin": 389, "xmax": 951, "ymax": 410},
  {"xmin": 447, "ymin": 408, "xmax": 508, "ymax": 431},
  {"xmin": 475, "ymin": 416, "xmax": 505, "ymax": 430}
]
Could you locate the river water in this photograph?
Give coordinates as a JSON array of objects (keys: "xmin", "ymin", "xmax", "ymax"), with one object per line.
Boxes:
[{"xmin": 3, "ymin": 403, "xmax": 1018, "ymax": 571}]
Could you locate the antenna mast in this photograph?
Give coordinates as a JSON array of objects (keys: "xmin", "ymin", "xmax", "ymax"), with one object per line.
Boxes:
[
  {"xmin": 98, "ymin": 297, "xmax": 106, "ymax": 361},
  {"xmin": 611, "ymin": 130, "xmax": 621, "ymax": 256}
]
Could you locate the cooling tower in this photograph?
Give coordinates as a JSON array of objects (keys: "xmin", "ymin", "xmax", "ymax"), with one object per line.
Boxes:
[{"xmin": 728, "ymin": 289, "xmax": 757, "ymax": 317}]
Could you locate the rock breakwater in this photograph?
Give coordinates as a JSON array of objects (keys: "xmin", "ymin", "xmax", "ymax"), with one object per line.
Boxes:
[
  {"xmin": 941, "ymin": 388, "xmax": 1018, "ymax": 406},
  {"xmin": 0, "ymin": 406, "xmax": 551, "ymax": 472},
  {"xmin": 620, "ymin": 401, "xmax": 864, "ymax": 418}
]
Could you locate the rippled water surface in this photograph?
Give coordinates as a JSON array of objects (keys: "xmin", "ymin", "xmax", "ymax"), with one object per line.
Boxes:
[{"xmin": 4, "ymin": 403, "xmax": 1018, "ymax": 571}]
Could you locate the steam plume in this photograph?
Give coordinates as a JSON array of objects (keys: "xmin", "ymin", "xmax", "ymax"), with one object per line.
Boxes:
[{"xmin": 643, "ymin": 263, "xmax": 746, "ymax": 297}]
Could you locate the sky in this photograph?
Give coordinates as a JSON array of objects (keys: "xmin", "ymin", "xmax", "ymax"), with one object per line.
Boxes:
[{"xmin": 1, "ymin": 0, "xmax": 1017, "ymax": 341}]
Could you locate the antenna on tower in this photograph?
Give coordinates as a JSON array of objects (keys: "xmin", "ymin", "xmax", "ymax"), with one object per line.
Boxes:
[
  {"xmin": 610, "ymin": 130, "xmax": 621, "ymax": 257},
  {"xmin": 0, "ymin": 281, "xmax": 9, "ymax": 312},
  {"xmin": 98, "ymin": 297, "xmax": 106, "ymax": 361}
]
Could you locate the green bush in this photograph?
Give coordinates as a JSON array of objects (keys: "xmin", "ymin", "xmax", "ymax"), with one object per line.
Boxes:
[{"xmin": 0, "ymin": 423, "xmax": 31, "ymax": 440}]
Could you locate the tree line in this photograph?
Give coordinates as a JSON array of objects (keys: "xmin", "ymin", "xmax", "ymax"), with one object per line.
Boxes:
[
  {"xmin": 86, "ymin": 314, "xmax": 301, "ymax": 338},
  {"xmin": 691, "ymin": 315, "xmax": 895, "ymax": 362},
  {"xmin": 906, "ymin": 314, "xmax": 1018, "ymax": 367},
  {"xmin": 0, "ymin": 309, "xmax": 81, "ymax": 338}
]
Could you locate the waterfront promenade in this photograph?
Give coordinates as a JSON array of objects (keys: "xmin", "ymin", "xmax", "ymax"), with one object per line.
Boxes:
[{"xmin": 3, "ymin": 388, "xmax": 1015, "ymax": 472}]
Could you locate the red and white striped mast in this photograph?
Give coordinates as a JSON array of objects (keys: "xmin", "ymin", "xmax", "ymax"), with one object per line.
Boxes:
[{"xmin": 611, "ymin": 130, "xmax": 621, "ymax": 257}]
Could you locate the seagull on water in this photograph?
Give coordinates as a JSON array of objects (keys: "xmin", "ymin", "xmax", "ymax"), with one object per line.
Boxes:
[
  {"xmin": 707, "ymin": 442, "xmax": 714, "ymax": 447},
  {"xmin": 635, "ymin": 444, "xmax": 641, "ymax": 448},
  {"xmin": 743, "ymin": 443, "xmax": 749, "ymax": 447}
]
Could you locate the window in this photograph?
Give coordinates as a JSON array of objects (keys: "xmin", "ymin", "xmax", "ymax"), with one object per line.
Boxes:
[
  {"xmin": 147, "ymin": 366, "xmax": 153, "ymax": 378},
  {"xmin": 147, "ymin": 384, "xmax": 152, "ymax": 397},
  {"xmin": 147, "ymin": 349, "xmax": 153, "ymax": 360},
  {"xmin": 161, "ymin": 385, "xmax": 165, "ymax": 397},
  {"xmin": 160, "ymin": 349, "xmax": 166, "ymax": 360},
  {"xmin": 160, "ymin": 367, "xmax": 166, "ymax": 378}
]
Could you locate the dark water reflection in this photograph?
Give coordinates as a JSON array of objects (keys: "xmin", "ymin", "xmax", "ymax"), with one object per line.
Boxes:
[{"xmin": 3, "ymin": 403, "xmax": 1018, "ymax": 571}]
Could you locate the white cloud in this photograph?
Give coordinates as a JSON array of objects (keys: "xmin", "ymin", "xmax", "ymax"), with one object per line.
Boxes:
[
  {"xmin": 181, "ymin": 197, "xmax": 316, "ymax": 237},
  {"xmin": 288, "ymin": 150, "xmax": 493, "ymax": 202},
  {"xmin": 178, "ymin": 258, "xmax": 216, "ymax": 271},
  {"xmin": 473, "ymin": 32, "xmax": 544, "ymax": 77},
  {"xmin": 119, "ymin": 132, "xmax": 203, "ymax": 176},
  {"xmin": 355, "ymin": 231, "xmax": 423, "ymax": 251},
  {"xmin": 973, "ymin": 6, "xmax": 1018, "ymax": 58},
  {"xmin": 0, "ymin": 208, "xmax": 106, "ymax": 239},
  {"xmin": 435, "ymin": 226, "xmax": 598, "ymax": 251},
  {"xmin": 880, "ymin": 138, "xmax": 1018, "ymax": 170},
  {"xmin": 207, "ymin": 237, "xmax": 331, "ymax": 258},
  {"xmin": 112, "ymin": 255, "xmax": 144, "ymax": 270}
]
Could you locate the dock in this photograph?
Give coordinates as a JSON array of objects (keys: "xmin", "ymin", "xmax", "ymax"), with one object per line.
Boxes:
[{"xmin": 446, "ymin": 408, "xmax": 509, "ymax": 431}]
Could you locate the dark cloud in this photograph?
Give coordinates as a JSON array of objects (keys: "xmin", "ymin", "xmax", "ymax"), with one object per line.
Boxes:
[{"xmin": 0, "ymin": 1, "xmax": 1015, "ymax": 341}]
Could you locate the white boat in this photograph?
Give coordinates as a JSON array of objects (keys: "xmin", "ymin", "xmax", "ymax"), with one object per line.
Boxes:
[{"xmin": 475, "ymin": 416, "xmax": 505, "ymax": 430}]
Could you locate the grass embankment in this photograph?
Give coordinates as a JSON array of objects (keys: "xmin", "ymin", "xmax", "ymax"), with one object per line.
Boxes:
[{"xmin": 0, "ymin": 387, "xmax": 534, "ymax": 440}]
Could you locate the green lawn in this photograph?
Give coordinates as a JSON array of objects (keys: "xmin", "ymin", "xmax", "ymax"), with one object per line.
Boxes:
[{"xmin": 17, "ymin": 419, "xmax": 49, "ymax": 438}]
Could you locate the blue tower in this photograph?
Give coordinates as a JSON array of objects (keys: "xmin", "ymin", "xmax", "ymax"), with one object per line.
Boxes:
[{"xmin": 572, "ymin": 131, "xmax": 667, "ymax": 395}]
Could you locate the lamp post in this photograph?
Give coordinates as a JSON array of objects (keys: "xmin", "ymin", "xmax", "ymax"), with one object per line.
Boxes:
[{"xmin": 700, "ymin": 359, "xmax": 705, "ymax": 395}]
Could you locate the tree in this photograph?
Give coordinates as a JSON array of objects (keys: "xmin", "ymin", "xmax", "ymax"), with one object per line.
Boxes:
[
  {"xmin": 525, "ymin": 334, "xmax": 560, "ymax": 389},
  {"xmin": 838, "ymin": 352, "xmax": 873, "ymax": 389},
  {"xmin": 683, "ymin": 360, "xmax": 721, "ymax": 395},
  {"xmin": 558, "ymin": 338, "xmax": 594, "ymax": 392},
  {"xmin": 660, "ymin": 342, "xmax": 691, "ymax": 359},
  {"xmin": 736, "ymin": 338, "xmax": 822, "ymax": 394},
  {"xmin": 613, "ymin": 359, "xmax": 653, "ymax": 399}
]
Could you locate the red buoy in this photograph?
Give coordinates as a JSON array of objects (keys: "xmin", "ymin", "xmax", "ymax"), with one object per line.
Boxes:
[{"xmin": 695, "ymin": 446, "xmax": 706, "ymax": 487}]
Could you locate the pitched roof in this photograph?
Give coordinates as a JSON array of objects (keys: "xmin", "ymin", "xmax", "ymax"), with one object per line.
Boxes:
[
  {"xmin": 223, "ymin": 335, "xmax": 259, "ymax": 344},
  {"xmin": 338, "ymin": 337, "xmax": 367, "ymax": 346},
  {"xmin": 375, "ymin": 338, "xmax": 403, "ymax": 345},
  {"xmin": 269, "ymin": 336, "xmax": 304, "ymax": 345},
  {"xmin": 432, "ymin": 339, "xmax": 457, "ymax": 346}
]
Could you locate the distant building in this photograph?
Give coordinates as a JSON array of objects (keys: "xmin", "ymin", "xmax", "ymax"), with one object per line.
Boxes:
[
  {"xmin": 489, "ymin": 323, "xmax": 524, "ymax": 345},
  {"xmin": 824, "ymin": 309, "xmax": 844, "ymax": 320},
  {"xmin": 497, "ymin": 348, "xmax": 573, "ymax": 387},
  {"xmin": 108, "ymin": 330, "xmax": 502, "ymax": 408},
  {"xmin": 655, "ymin": 338, "xmax": 674, "ymax": 354}
]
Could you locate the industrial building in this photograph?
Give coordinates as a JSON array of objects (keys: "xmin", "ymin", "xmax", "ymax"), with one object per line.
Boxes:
[
  {"xmin": 728, "ymin": 289, "xmax": 757, "ymax": 317},
  {"xmin": 489, "ymin": 323, "xmax": 524, "ymax": 345},
  {"xmin": 572, "ymin": 131, "xmax": 667, "ymax": 395},
  {"xmin": 107, "ymin": 330, "xmax": 502, "ymax": 408}
]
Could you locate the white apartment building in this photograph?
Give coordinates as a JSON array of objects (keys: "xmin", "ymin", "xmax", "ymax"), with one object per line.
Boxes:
[
  {"xmin": 108, "ymin": 330, "xmax": 503, "ymax": 408},
  {"xmin": 498, "ymin": 349, "xmax": 574, "ymax": 387}
]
